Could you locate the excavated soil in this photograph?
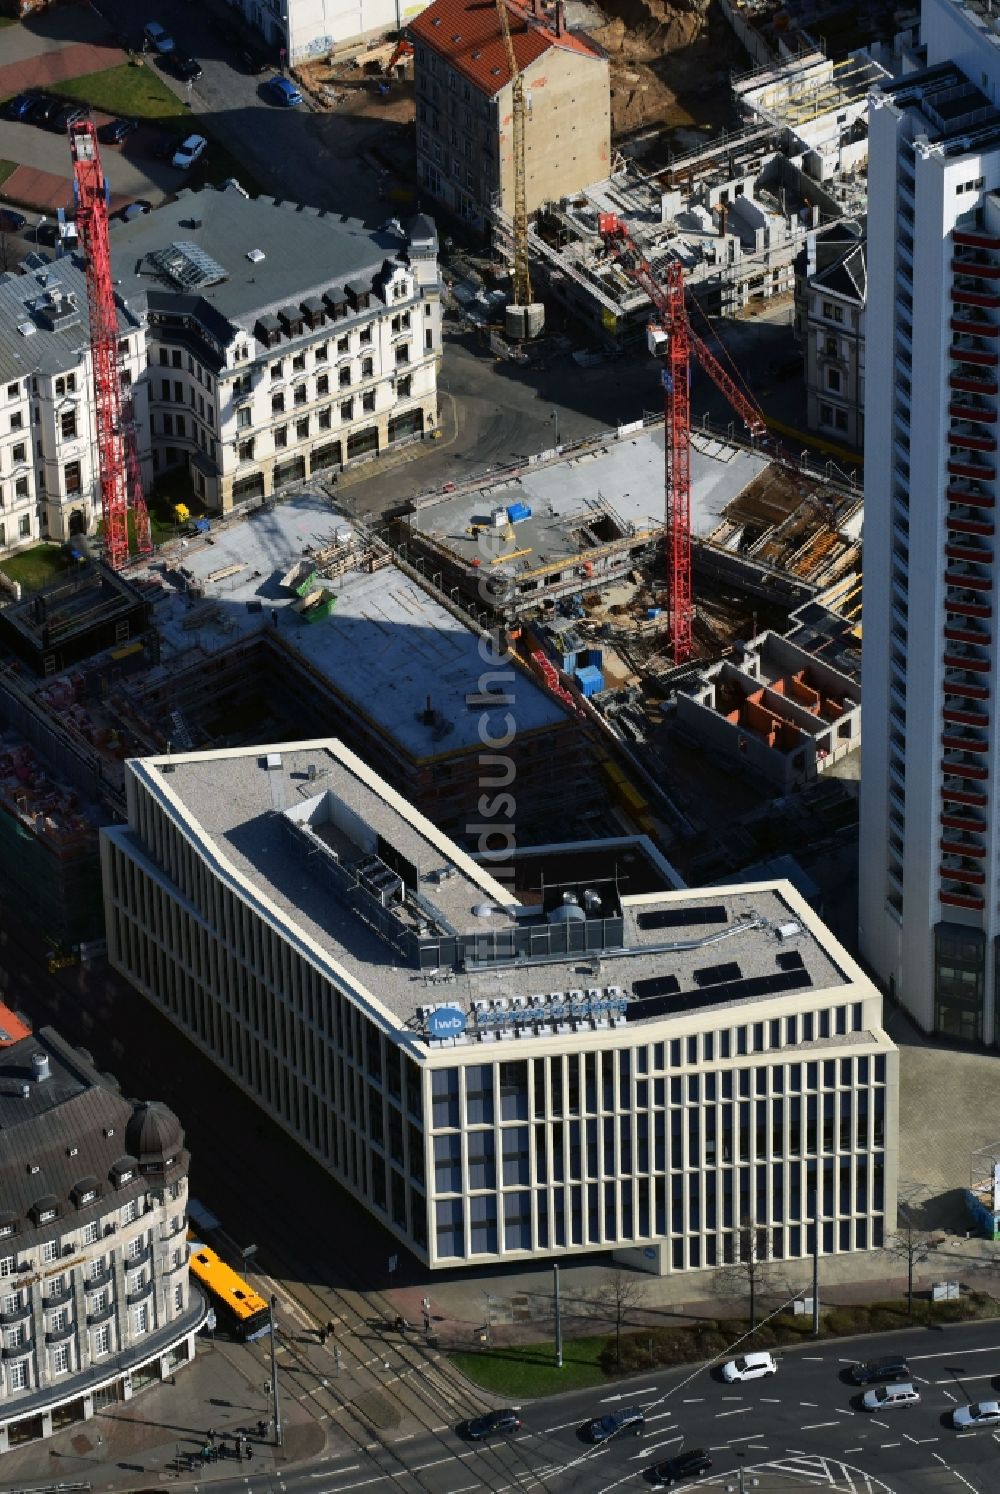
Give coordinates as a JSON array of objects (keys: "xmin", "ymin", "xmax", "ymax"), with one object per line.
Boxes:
[{"xmin": 590, "ymin": 0, "xmax": 747, "ymax": 140}]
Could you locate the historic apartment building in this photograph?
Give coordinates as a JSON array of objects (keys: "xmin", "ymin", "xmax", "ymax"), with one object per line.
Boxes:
[
  {"xmin": 410, "ymin": 0, "xmax": 610, "ymax": 232},
  {"xmin": 794, "ymin": 218, "xmax": 866, "ymax": 451},
  {"xmin": 0, "ymin": 1014, "xmax": 203, "ymax": 1453},
  {"xmin": 0, "ymin": 265, "xmax": 149, "ymax": 552},
  {"xmin": 0, "ymin": 190, "xmax": 441, "ymax": 557},
  {"xmin": 861, "ymin": 0, "xmax": 1000, "ymax": 1044},
  {"xmin": 103, "ymin": 738, "xmax": 898, "ymax": 1276}
]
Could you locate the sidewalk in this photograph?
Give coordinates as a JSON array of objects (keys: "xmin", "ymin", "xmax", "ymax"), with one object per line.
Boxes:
[{"xmin": 0, "ymin": 1334, "xmax": 327, "ymax": 1490}]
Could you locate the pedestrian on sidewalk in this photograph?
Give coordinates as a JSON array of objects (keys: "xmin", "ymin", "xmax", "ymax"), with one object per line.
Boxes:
[
  {"xmin": 319, "ymin": 1327, "xmax": 328, "ymax": 1346},
  {"xmin": 327, "ymin": 1319, "xmax": 337, "ymax": 1338}
]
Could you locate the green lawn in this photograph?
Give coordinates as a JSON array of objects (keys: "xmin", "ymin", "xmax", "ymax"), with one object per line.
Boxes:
[
  {"xmin": 53, "ymin": 62, "xmax": 187, "ymax": 121},
  {"xmin": 0, "ymin": 544, "xmax": 70, "ymax": 592},
  {"xmin": 450, "ymin": 1337, "xmax": 609, "ymax": 1398},
  {"xmin": 0, "ymin": 159, "xmax": 15, "ymax": 188}
]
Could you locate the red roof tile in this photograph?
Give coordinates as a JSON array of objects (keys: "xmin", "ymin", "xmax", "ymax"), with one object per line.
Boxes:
[
  {"xmin": 410, "ymin": 0, "xmax": 601, "ymax": 97},
  {"xmin": 0, "ymin": 1002, "xmax": 31, "ymax": 1046}
]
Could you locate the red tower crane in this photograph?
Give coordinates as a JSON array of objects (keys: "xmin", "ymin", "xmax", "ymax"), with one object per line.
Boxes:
[
  {"xmin": 69, "ymin": 120, "xmax": 151, "ymax": 570},
  {"xmin": 598, "ymin": 212, "xmax": 766, "ymax": 665}
]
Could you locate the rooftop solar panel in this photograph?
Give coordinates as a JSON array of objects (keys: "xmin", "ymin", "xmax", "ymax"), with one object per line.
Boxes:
[
  {"xmin": 637, "ymin": 905, "xmax": 728, "ymax": 931},
  {"xmin": 694, "ymin": 961, "xmax": 741, "ymax": 987}
]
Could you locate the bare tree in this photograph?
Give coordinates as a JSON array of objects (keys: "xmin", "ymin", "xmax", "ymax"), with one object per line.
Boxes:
[
  {"xmin": 886, "ymin": 1211, "xmax": 933, "ymax": 1321},
  {"xmin": 594, "ymin": 1269, "xmax": 648, "ymax": 1369},
  {"xmin": 713, "ymin": 1220, "xmax": 773, "ymax": 1337}
]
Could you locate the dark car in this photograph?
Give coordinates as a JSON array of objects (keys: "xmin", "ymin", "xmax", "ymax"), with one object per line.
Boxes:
[
  {"xmin": 172, "ymin": 54, "xmax": 203, "ymax": 82},
  {"xmin": 106, "ymin": 117, "xmax": 137, "ymax": 144},
  {"xmin": 25, "ymin": 96, "xmax": 61, "ymax": 128},
  {"xmin": 652, "ymin": 1449, "xmax": 712, "ymax": 1486},
  {"xmin": 47, "ymin": 103, "xmax": 87, "ymax": 133},
  {"xmin": 4, "ymin": 92, "xmax": 42, "ymax": 121},
  {"xmin": 0, "ymin": 209, "xmax": 28, "ymax": 234},
  {"xmin": 461, "ymin": 1409, "xmax": 521, "ymax": 1440},
  {"xmin": 588, "ymin": 1406, "xmax": 645, "ymax": 1442},
  {"xmin": 849, "ymin": 1356, "xmax": 911, "ymax": 1387}
]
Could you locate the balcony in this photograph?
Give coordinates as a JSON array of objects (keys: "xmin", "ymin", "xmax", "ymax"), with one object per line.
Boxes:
[
  {"xmin": 0, "ymin": 1300, "xmax": 31, "ymax": 1325},
  {"xmin": 943, "ymin": 651, "xmax": 990, "ymax": 671},
  {"xmin": 950, "ymin": 316, "xmax": 1000, "ymax": 338},
  {"xmin": 946, "ymin": 598, "xmax": 993, "ymax": 618},
  {"xmin": 951, "ymin": 373, "xmax": 999, "ymax": 394},
  {"xmin": 945, "ymin": 545, "xmax": 993, "ymax": 566},
  {"xmin": 948, "ymin": 459, "xmax": 997, "ymax": 480},
  {"xmin": 941, "ymin": 731, "xmax": 989, "ymax": 752},
  {"xmin": 949, "ymin": 401, "xmax": 998, "ymax": 424},
  {"xmin": 84, "ymin": 1263, "xmax": 113, "ymax": 1290},
  {"xmin": 944, "ymin": 623, "xmax": 992, "ymax": 645},
  {"xmin": 940, "ymin": 836, "xmax": 987, "ymax": 858},
  {"xmin": 954, "ymin": 229, "xmax": 1000, "ymax": 250},
  {"xmin": 941, "ymin": 811, "xmax": 987, "ymax": 831},
  {"xmin": 951, "ymin": 334, "xmax": 1000, "ymax": 362},
  {"xmin": 952, "ymin": 256, "xmax": 1000, "ymax": 280},
  {"xmin": 949, "ymin": 428, "xmax": 997, "ymax": 452},
  {"xmin": 946, "ymin": 486, "xmax": 995, "ymax": 509},
  {"xmin": 941, "ymin": 785, "xmax": 988, "ymax": 805},
  {"xmin": 947, "ymin": 513, "xmax": 995, "ymax": 537},
  {"xmin": 940, "ymin": 890, "xmax": 985, "ymax": 909},
  {"xmin": 944, "ymin": 672, "xmax": 990, "ymax": 698},
  {"xmin": 943, "ymin": 705, "xmax": 990, "ymax": 727},
  {"xmin": 940, "ymin": 756, "xmax": 989, "ymax": 778},
  {"xmin": 940, "ymin": 861, "xmax": 986, "ymax": 885},
  {"xmin": 1, "ymin": 1338, "xmax": 33, "ymax": 1361}
]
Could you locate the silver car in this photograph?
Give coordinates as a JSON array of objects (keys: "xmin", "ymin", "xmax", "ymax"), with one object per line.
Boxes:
[{"xmin": 953, "ymin": 1400, "xmax": 1000, "ymax": 1430}]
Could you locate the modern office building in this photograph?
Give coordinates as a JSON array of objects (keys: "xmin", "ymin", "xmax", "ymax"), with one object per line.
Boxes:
[
  {"xmin": 103, "ymin": 738, "xmax": 898, "ymax": 1274},
  {"xmin": 0, "ymin": 1012, "xmax": 203, "ymax": 1453},
  {"xmin": 861, "ymin": 0, "xmax": 1000, "ymax": 1044},
  {"xmin": 411, "ymin": 0, "xmax": 610, "ymax": 232}
]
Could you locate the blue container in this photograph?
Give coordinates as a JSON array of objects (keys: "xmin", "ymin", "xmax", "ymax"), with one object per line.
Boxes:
[
  {"xmin": 575, "ymin": 664, "xmax": 604, "ymax": 698},
  {"xmin": 507, "ymin": 502, "xmax": 532, "ymax": 523},
  {"xmin": 194, "ymin": 518, "xmax": 211, "ymax": 534},
  {"xmin": 646, "ymin": 606, "xmax": 662, "ymax": 620}
]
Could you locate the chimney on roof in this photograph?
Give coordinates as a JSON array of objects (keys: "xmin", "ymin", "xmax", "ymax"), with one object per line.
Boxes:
[
  {"xmin": 31, "ymin": 1052, "xmax": 50, "ymax": 1084},
  {"xmin": 554, "ymin": 0, "xmax": 566, "ymax": 35}
]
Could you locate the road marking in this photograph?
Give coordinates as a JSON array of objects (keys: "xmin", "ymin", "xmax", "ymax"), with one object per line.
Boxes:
[
  {"xmin": 682, "ymin": 1397, "xmax": 704, "ymax": 1403},
  {"xmin": 630, "ymin": 1436, "xmax": 682, "ymax": 1460},
  {"xmin": 431, "ymin": 1425, "xmax": 448, "ymax": 1432},
  {"xmin": 833, "ymin": 1408, "xmax": 854, "ymax": 1416},
  {"xmin": 869, "ymin": 1419, "xmax": 889, "ymax": 1429},
  {"xmin": 722, "ymin": 1395, "xmax": 744, "ymax": 1401},
  {"xmin": 942, "ymin": 1389, "xmax": 958, "ymax": 1402},
  {"xmin": 799, "ymin": 1401, "xmax": 819, "ymax": 1408},
  {"xmin": 392, "ymin": 1434, "xmax": 415, "ymax": 1442},
  {"xmin": 728, "ymin": 1434, "xmax": 764, "ymax": 1444},
  {"xmin": 643, "ymin": 1411, "xmax": 675, "ymax": 1424},
  {"xmin": 801, "ymin": 1356, "xmax": 825, "ymax": 1361},
  {"xmin": 912, "ymin": 1344, "xmax": 1000, "ymax": 1363},
  {"xmin": 932, "ymin": 1451, "xmax": 981, "ymax": 1492},
  {"xmin": 761, "ymin": 1398, "xmax": 781, "ymax": 1403},
  {"xmin": 600, "ymin": 1387, "xmax": 657, "ymax": 1401},
  {"xmin": 879, "ymin": 1441, "xmax": 901, "ymax": 1448},
  {"xmin": 543, "ymin": 1419, "xmax": 582, "ymax": 1433},
  {"xmin": 934, "ymin": 1373, "xmax": 999, "ymax": 1385},
  {"xmin": 716, "ymin": 1407, "xmax": 753, "ymax": 1419},
  {"xmin": 800, "ymin": 1422, "xmax": 838, "ymax": 1431},
  {"xmin": 843, "ymin": 1446, "xmax": 863, "ymax": 1453}
]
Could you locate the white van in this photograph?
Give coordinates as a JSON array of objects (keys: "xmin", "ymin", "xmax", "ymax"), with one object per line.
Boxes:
[{"xmin": 863, "ymin": 1382, "xmax": 920, "ymax": 1411}]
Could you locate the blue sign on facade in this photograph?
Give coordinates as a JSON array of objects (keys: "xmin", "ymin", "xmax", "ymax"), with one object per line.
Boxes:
[{"xmin": 426, "ymin": 1006, "xmax": 467, "ymax": 1039}]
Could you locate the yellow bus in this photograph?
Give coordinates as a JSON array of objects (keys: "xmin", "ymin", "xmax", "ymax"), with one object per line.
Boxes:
[{"xmin": 187, "ymin": 1239, "xmax": 272, "ymax": 1342}]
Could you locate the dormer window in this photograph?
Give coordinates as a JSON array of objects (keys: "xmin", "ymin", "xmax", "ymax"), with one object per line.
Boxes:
[
  {"xmin": 118, "ymin": 1169, "xmax": 133, "ymax": 1185},
  {"xmin": 38, "ymin": 1208, "xmax": 56, "ymax": 1224},
  {"xmin": 67, "ymin": 1146, "xmax": 78, "ymax": 1158}
]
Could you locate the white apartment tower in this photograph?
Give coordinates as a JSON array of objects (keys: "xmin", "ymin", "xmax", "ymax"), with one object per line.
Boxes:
[{"xmin": 861, "ymin": 0, "xmax": 1000, "ymax": 1044}]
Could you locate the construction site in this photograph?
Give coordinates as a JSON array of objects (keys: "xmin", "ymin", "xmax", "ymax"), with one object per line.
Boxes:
[{"xmin": 511, "ymin": 45, "xmax": 879, "ymax": 342}]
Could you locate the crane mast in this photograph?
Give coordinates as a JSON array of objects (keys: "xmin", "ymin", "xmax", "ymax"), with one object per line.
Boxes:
[
  {"xmin": 598, "ymin": 211, "xmax": 766, "ymax": 664},
  {"xmin": 495, "ymin": 0, "xmax": 539, "ymax": 331},
  {"xmin": 69, "ymin": 119, "xmax": 151, "ymax": 570}
]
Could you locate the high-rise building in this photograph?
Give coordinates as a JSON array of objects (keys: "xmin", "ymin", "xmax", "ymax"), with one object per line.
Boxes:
[
  {"xmin": 103, "ymin": 737, "xmax": 897, "ymax": 1274},
  {"xmin": 861, "ymin": 0, "xmax": 1000, "ymax": 1044}
]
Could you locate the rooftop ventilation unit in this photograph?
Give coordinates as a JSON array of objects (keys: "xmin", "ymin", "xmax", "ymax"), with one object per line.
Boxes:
[
  {"xmin": 17, "ymin": 320, "xmax": 36, "ymax": 337},
  {"xmin": 247, "ymin": 248, "xmax": 266, "ymax": 263}
]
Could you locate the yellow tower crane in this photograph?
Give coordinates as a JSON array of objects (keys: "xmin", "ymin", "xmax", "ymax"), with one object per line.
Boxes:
[{"xmin": 494, "ymin": 0, "xmax": 543, "ymax": 337}]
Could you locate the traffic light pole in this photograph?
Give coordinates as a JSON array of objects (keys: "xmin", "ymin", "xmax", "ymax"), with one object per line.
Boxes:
[{"xmin": 269, "ymin": 1295, "xmax": 283, "ymax": 1447}]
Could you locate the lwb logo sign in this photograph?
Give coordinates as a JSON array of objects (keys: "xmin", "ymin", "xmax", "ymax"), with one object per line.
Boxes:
[{"xmin": 426, "ymin": 1006, "xmax": 467, "ymax": 1038}]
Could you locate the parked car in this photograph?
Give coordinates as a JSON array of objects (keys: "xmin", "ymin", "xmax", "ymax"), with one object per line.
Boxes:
[
  {"xmin": 144, "ymin": 22, "xmax": 175, "ymax": 54},
  {"xmin": 862, "ymin": 1383, "xmax": 920, "ymax": 1412},
  {"xmin": 953, "ymin": 1401, "xmax": 1000, "ymax": 1430},
  {"xmin": 0, "ymin": 209, "xmax": 28, "ymax": 234},
  {"xmin": 172, "ymin": 54, "xmax": 203, "ymax": 82},
  {"xmin": 588, "ymin": 1406, "xmax": 645, "ymax": 1442},
  {"xmin": 722, "ymin": 1351, "xmax": 778, "ymax": 1383},
  {"xmin": 171, "ymin": 133, "xmax": 208, "ymax": 170},
  {"xmin": 119, "ymin": 200, "xmax": 152, "ymax": 222},
  {"xmin": 25, "ymin": 96, "xmax": 62, "ymax": 129},
  {"xmin": 849, "ymin": 1357, "xmax": 911, "ymax": 1387},
  {"xmin": 651, "ymin": 1449, "xmax": 713, "ymax": 1486},
  {"xmin": 460, "ymin": 1409, "xmax": 521, "ymax": 1439},
  {"xmin": 4, "ymin": 92, "xmax": 42, "ymax": 121},
  {"xmin": 267, "ymin": 76, "xmax": 302, "ymax": 107},
  {"xmin": 106, "ymin": 117, "xmax": 137, "ymax": 144},
  {"xmin": 47, "ymin": 103, "xmax": 87, "ymax": 134}
]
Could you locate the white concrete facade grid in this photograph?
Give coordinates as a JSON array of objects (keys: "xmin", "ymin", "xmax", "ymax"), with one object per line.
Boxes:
[
  {"xmin": 102, "ymin": 738, "xmax": 898, "ymax": 1276},
  {"xmin": 860, "ymin": 0, "xmax": 1000, "ymax": 1046}
]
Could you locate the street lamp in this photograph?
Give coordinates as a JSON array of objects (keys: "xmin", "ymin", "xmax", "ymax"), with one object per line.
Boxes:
[
  {"xmin": 551, "ymin": 408, "xmax": 561, "ymax": 448},
  {"xmin": 268, "ymin": 1294, "xmax": 283, "ymax": 1446}
]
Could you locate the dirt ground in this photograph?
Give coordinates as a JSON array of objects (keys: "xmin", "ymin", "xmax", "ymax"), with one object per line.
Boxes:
[
  {"xmin": 590, "ymin": 0, "xmax": 748, "ymax": 141},
  {"xmin": 296, "ymin": 50, "xmax": 416, "ymax": 128}
]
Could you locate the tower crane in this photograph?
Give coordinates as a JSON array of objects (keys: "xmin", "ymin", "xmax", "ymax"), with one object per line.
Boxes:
[
  {"xmin": 598, "ymin": 211, "xmax": 766, "ymax": 665},
  {"xmin": 69, "ymin": 119, "xmax": 151, "ymax": 570},
  {"xmin": 494, "ymin": 0, "xmax": 540, "ymax": 336}
]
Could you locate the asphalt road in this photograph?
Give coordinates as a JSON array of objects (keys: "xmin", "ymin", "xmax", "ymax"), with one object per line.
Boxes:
[
  {"xmin": 171, "ymin": 1318, "xmax": 1000, "ymax": 1494},
  {"xmin": 90, "ymin": 0, "xmax": 392, "ymax": 222}
]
